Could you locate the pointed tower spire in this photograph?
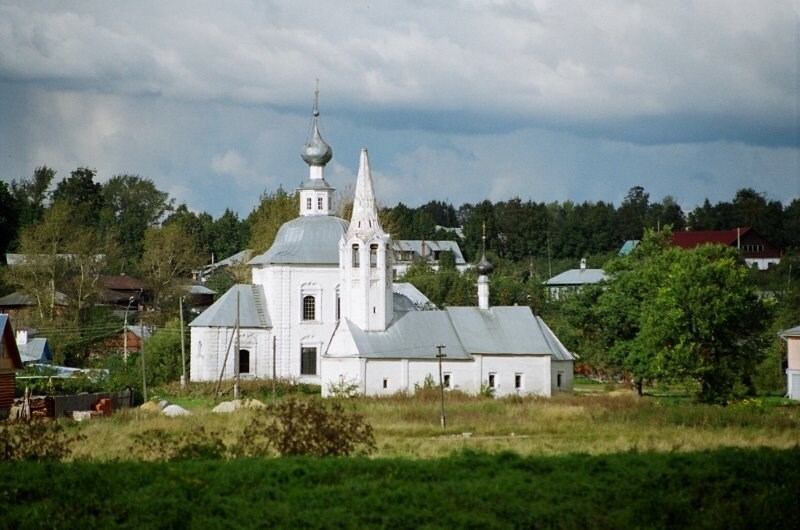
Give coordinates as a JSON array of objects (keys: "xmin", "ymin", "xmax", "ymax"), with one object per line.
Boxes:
[
  {"xmin": 347, "ymin": 148, "xmax": 385, "ymax": 239},
  {"xmin": 340, "ymin": 148, "xmax": 393, "ymax": 331},
  {"xmin": 299, "ymin": 82, "xmax": 335, "ymax": 216}
]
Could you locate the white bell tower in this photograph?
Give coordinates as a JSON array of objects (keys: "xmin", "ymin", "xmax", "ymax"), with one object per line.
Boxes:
[{"xmin": 340, "ymin": 148, "xmax": 393, "ymax": 331}]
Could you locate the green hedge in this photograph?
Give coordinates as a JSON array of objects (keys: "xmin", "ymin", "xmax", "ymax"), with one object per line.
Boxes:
[{"xmin": 1, "ymin": 448, "xmax": 797, "ymax": 529}]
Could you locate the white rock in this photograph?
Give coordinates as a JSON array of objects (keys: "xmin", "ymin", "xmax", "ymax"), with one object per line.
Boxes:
[{"xmin": 162, "ymin": 404, "xmax": 191, "ymax": 417}]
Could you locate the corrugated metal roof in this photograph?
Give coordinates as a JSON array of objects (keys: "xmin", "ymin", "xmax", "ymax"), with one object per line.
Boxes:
[
  {"xmin": 544, "ymin": 268, "xmax": 608, "ymax": 286},
  {"xmin": 185, "ymin": 284, "xmax": 216, "ymax": 295},
  {"xmin": 347, "ymin": 311, "xmax": 471, "ymax": 359},
  {"xmin": 19, "ymin": 338, "xmax": 51, "ymax": 363},
  {"xmin": 392, "ymin": 282, "xmax": 434, "ymax": 309},
  {"xmin": 298, "ymin": 178, "xmax": 335, "ymax": 190},
  {"xmin": 392, "ymin": 240, "xmax": 466, "ymax": 264},
  {"xmin": 0, "ymin": 291, "xmax": 69, "ymax": 306},
  {"xmin": 446, "ymin": 306, "xmax": 571, "ymax": 359},
  {"xmin": 189, "ymin": 284, "xmax": 271, "ymax": 328},
  {"xmin": 342, "ymin": 305, "xmax": 573, "ymax": 361},
  {"xmin": 250, "ymin": 216, "xmax": 349, "ymax": 265},
  {"xmin": 779, "ymin": 325, "xmax": 800, "ymax": 338}
]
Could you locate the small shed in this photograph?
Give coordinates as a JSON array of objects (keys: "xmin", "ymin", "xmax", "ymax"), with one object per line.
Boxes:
[
  {"xmin": 0, "ymin": 314, "xmax": 24, "ymax": 419},
  {"xmin": 779, "ymin": 325, "xmax": 800, "ymax": 400}
]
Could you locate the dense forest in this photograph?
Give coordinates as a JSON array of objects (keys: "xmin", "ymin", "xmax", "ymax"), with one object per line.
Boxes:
[
  {"xmin": 2, "ymin": 166, "xmax": 798, "ymax": 270},
  {"xmin": 1, "ymin": 165, "xmax": 798, "ymax": 399}
]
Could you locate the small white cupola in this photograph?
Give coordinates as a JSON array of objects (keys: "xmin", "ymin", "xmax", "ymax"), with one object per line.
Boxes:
[
  {"xmin": 476, "ymin": 223, "xmax": 494, "ymax": 310},
  {"xmin": 299, "ymin": 85, "xmax": 335, "ymax": 217}
]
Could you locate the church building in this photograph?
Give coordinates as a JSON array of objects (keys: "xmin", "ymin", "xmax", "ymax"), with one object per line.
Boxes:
[{"xmin": 189, "ymin": 96, "xmax": 574, "ymax": 397}]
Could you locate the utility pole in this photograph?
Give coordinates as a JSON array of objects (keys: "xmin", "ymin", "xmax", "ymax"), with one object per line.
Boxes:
[
  {"xmin": 436, "ymin": 344, "xmax": 447, "ymax": 429},
  {"xmin": 272, "ymin": 335, "xmax": 277, "ymax": 405},
  {"xmin": 179, "ymin": 296, "xmax": 186, "ymax": 388},
  {"xmin": 140, "ymin": 307, "xmax": 147, "ymax": 402},
  {"xmin": 123, "ymin": 296, "xmax": 134, "ymax": 362},
  {"xmin": 234, "ymin": 291, "xmax": 240, "ymax": 399}
]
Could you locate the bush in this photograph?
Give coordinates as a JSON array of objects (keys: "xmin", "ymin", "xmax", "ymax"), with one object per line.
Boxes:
[
  {"xmin": 237, "ymin": 398, "xmax": 376, "ymax": 457},
  {"xmin": 0, "ymin": 420, "xmax": 84, "ymax": 461},
  {"xmin": 130, "ymin": 426, "xmax": 227, "ymax": 461}
]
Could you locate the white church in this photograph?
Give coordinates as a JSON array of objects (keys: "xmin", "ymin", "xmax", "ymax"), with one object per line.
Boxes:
[{"xmin": 189, "ymin": 97, "xmax": 574, "ymax": 397}]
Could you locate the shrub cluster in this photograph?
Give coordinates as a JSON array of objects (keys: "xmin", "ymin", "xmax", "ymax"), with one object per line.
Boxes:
[{"xmin": 0, "ymin": 420, "xmax": 84, "ymax": 461}]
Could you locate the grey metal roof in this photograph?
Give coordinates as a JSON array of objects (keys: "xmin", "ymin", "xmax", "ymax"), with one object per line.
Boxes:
[
  {"xmin": 446, "ymin": 306, "xmax": 572, "ymax": 360},
  {"xmin": 544, "ymin": 268, "xmax": 608, "ymax": 286},
  {"xmin": 189, "ymin": 284, "xmax": 271, "ymax": 328},
  {"xmin": 19, "ymin": 338, "xmax": 52, "ymax": 363},
  {"xmin": 0, "ymin": 291, "xmax": 69, "ymax": 306},
  {"xmin": 185, "ymin": 284, "xmax": 216, "ymax": 295},
  {"xmin": 347, "ymin": 311, "xmax": 472, "ymax": 360},
  {"xmin": 342, "ymin": 305, "xmax": 573, "ymax": 361},
  {"xmin": 779, "ymin": 325, "xmax": 800, "ymax": 338},
  {"xmin": 298, "ymin": 178, "xmax": 335, "ymax": 191},
  {"xmin": 249, "ymin": 216, "xmax": 349, "ymax": 265},
  {"xmin": 392, "ymin": 240, "xmax": 466, "ymax": 264},
  {"xmin": 392, "ymin": 282, "xmax": 434, "ymax": 310}
]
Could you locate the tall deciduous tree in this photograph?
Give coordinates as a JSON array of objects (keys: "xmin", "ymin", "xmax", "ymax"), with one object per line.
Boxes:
[
  {"xmin": 52, "ymin": 168, "xmax": 104, "ymax": 228},
  {"xmin": 0, "ymin": 181, "xmax": 19, "ymax": 262},
  {"xmin": 139, "ymin": 224, "xmax": 201, "ymax": 319},
  {"xmin": 100, "ymin": 174, "xmax": 173, "ymax": 269},
  {"xmin": 247, "ymin": 187, "xmax": 298, "ymax": 254},
  {"xmin": 10, "ymin": 166, "xmax": 55, "ymax": 242}
]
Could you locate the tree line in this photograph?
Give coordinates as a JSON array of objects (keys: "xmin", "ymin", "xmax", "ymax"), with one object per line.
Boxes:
[{"xmin": 1, "ymin": 165, "xmax": 798, "ymax": 392}]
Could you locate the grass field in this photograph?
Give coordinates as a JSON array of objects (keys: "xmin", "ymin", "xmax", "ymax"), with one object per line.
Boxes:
[
  {"xmin": 3, "ymin": 384, "xmax": 799, "ymax": 528},
  {"xmin": 63, "ymin": 386, "xmax": 800, "ymax": 461}
]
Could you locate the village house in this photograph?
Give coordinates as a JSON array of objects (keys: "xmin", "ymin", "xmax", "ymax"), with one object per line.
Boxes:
[
  {"xmin": 189, "ymin": 97, "xmax": 574, "ymax": 396},
  {"xmin": 0, "ymin": 314, "xmax": 23, "ymax": 419},
  {"xmin": 544, "ymin": 258, "xmax": 608, "ymax": 300},
  {"xmin": 779, "ymin": 325, "xmax": 800, "ymax": 400},
  {"xmin": 670, "ymin": 227, "xmax": 782, "ymax": 270}
]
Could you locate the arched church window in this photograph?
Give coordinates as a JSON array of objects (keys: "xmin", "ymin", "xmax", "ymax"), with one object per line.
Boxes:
[
  {"xmin": 239, "ymin": 349, "xmax": 250, "ymax": 374},
  {"xmin": 370, "ymin": 244, "xmax": 378, "ymax": 267},
  {"xmin": 352, "ymin": 244, "xmax": 360, "ymax": 267},
  {"xmin": 302, "ymin": 295, "xmax": 316, "ymax": 320}
]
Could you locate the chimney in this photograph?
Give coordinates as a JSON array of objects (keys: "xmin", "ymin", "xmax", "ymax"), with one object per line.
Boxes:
[
  {"xmin": 16, "ymin": 330, "xmax": 28, "ymax": 346},
  {"xmin": 580, "ymin": 258, "xmax": 587, "ymax": 271}
]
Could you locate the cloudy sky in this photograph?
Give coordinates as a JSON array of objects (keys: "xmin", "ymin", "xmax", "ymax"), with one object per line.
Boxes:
[{"xmin": 0, "ymin": 0, "xmax": 797, "ymax": 219}]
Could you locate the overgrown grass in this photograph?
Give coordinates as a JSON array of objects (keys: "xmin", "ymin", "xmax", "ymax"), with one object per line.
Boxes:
[
  {"xmin": 58, "ymin": 388, "xmax": 800, "ymax": 461},
  {"xmin": 1, "ymin": 448, "xmax": 797, "ymax": 528}
]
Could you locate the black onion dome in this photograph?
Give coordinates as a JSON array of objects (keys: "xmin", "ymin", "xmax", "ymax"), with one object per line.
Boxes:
[{"xmin": 476, "ymin": 254, "xmax": 494, "ymax": 275}]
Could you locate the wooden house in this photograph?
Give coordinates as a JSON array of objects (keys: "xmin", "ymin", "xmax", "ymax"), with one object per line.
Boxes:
[{"xmin": 0, "ymin": 314, "xmax": 23, "ymax": 419}]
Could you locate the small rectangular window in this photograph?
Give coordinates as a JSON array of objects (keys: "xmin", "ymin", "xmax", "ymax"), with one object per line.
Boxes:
[
  {"xmin": 557, "ymin": 373, "xmax": 563, "ymax": 388},
  {"xmin": 515, "ymin": 374, "xmax": 522, "ymax": 389},
  {"xmin": 301, "ymin": 347, "xmax": 317, "ymax": 375},
  {"xmin": 443, "ymin": 374, "xmax": 451, "ymax": 388},
  {"xmin": 302, "ymin": 295, "xmax": 316, "ymax": 321},
  {"xmin": 370, "ymin": 244, "xmax": 378, "ymax": 267},
  {"xmin": 383, "ymin": 378, "xmax": 388, "ymax": 389},
  {"xmin": 306, "ymin": 197, "xmax": 312, "ymax": 210},
  {"xmin": 317, "ymin": 197, "xmax": 323, "ymax": 210},
  {"xmin": 488, "ymin": 373, "xmax": 496, "ymax": 388},
  {"xmin": 352, "ymin": 244, "xmax": 360, "ymax": 267}
]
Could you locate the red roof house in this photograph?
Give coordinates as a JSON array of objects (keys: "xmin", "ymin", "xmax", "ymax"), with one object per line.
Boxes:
[{"xmin": 670, "ymin": 227, "xmax": 782, "ymax": 270}]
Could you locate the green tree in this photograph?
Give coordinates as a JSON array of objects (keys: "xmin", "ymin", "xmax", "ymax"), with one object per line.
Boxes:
[
  {"xmin": 138, "ymin": 225, "xmax": 201, "ymax": 321},
  {"xmin": 638, "ymin": 244, "xmax": 771, "ymax": 403},
  {"xmin": 9, "ymin": 166, "xmax": 55, "ymax": 244},
  {"xmin": 247, "ymin": 187, "xmax": 298, "ymax": 254},
  {"xmin": 144, "ymin": 318, "xmax": 186, "ymax": 386},
  {"xmin": 52, "ymin": 168, "xmax": 104, "ymax": 228},
  {"xmin": 100, "ymin": 174, "xmax": 173, "ymax": 269},
  {"xmin": 164, "ymin": 204, "xmax": 215, "ymax": 260},
  {"xmin": 210, "ymin": 209, "xmax": 248, "ymax": 260},
  {"xmin": 0, "ymin": 181, "xmax": 20, "ymax": 262}
]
